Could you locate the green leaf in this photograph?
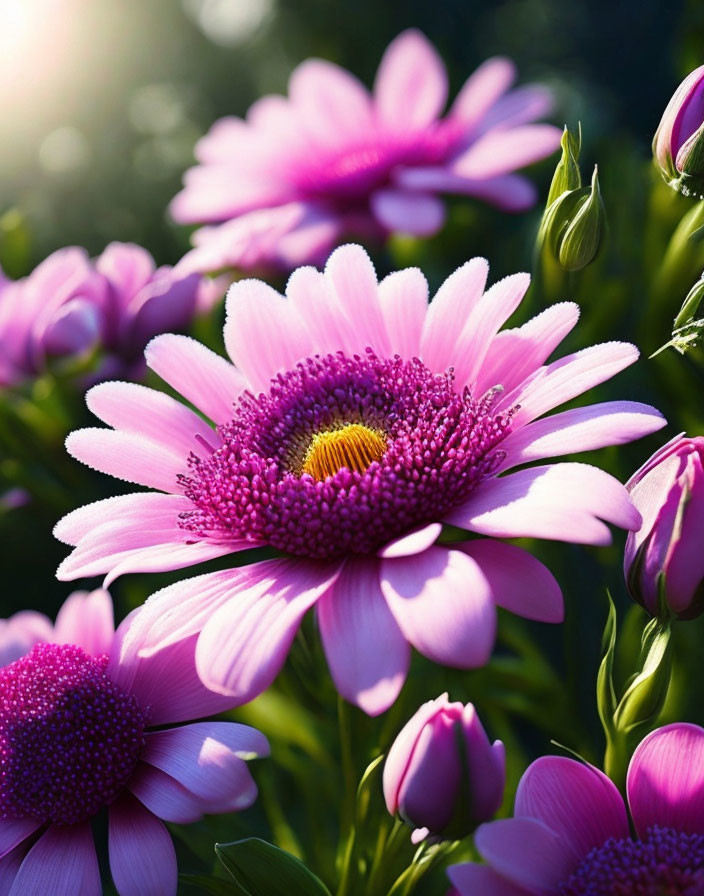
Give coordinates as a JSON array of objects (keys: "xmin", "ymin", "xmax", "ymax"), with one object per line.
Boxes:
[
  {"xmin": 215, "ymin": 839, "xmax": 332, "ymax": 896},
  {"xmin": 596, "ymin": 592, "xmax": 618, "ymax": 738},
  {"xmin": 180, "ymin": 874, "xmax": 241, "ymax": 895}
]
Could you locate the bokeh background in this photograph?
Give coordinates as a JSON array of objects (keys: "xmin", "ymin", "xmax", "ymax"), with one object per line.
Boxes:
[{"xmin": 3, "ymin": 1, "xmax": 704, "ymax": 892}]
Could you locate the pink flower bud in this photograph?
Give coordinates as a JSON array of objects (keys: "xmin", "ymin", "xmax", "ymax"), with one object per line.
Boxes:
[
  {"xmin": 625, "ymin": 435, "xmax": 704, "ymax": 619},
  {"xmin": 383, "ymin": 694, "xmax": 505, "ymax": 842},
  {"xmin": 653, "ymin": 65, "xmax": 704, "ymax": 197}
]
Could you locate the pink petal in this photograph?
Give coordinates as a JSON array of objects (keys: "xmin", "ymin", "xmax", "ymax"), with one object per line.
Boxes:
[
  {"xmin": 170, "ymin": 164, "xmax": 290, "ymax": 224},
  {"xmin": 498, "ymin": 401, "xmax": 666, "ymax": 472},
  {"xmin": 474, "ymin": 817, "xmax": 574, "ymax": 892},
  {"xmin": 499, "ymin": 342, "xmax": 639, "ymax": 429},
  {"xmin": 420, "ymin": 257, "xmax": 489, "ymax": 374},
  {"xmin": 479, "ymin": 85, "xmax": 554, "ymax": 132},
  {"xmin": 448, "ymin": 863, "xmax": 532, "ymax": 896},
  {"xmin": 449, "ymin": 56, "xmax": 516, "ymax": 126},
  {"xmin": 10, "ymin": 824, "xmax": 100, "ymax": 896},
  {"xmin": 459, "ymin": 540, "xmax": 563, "ymax": 623},
  {"xmin": 54, "ymin": 589, "xmax": 114, "ymax": 656},
  {"xmin": 0, "ymin": 818, "xmax": 41, "ymax": 860},
  {"xmin": 224, "ymin": 278, "xmax": 314, "ymax": 393},
  {"xmin": 54, "ymin": 492, "xmax": 190, "ymax": 546},
  {"xmin": 285, "ymin": 264, "xmax": 358, "ymax": 356},
  {"xmin": 109, "ymin": 794, "xmax": 177, "ymax": 896},
  {"xmin": 96, "ymin": 242, "xmax": 155, "ymax": 302},
  {"xmin": 377, "ymin": 267, "xmax": 428, "ymax": 359},
  {"xmin": 129, "ymin": 763, "xmax": 209, "ymax": 823},
  {"xmin": 381, "ymin": 546, "xmax": 496, "ymax": 668},
  {"xmin": 111, "ymin": 625, "xmax": 239, "ymax": 726},
  {"xmin": 145, "ymin": 333, "xmax": 247, "ymax": 424},
  {"xmin": 374, "ymin": 29, "xmax": 448, "ymax": 132},
  {"xmin": 395, "ymin": 167, "xmax": 538, "ymax": 211},
  {"xmin": 323, "ymin": 244, "xmax": 390, "ymax": 357},
  {"xmin": 0, "ymin": 612, "xmax": 53, "ymax": 667},
  {"xmin": 43, "ymin": 298, "xmax": 100, "ymax": 356},
  {"xmin": 379, "ymin": 523, "xmax": 442, "ymax": 559},
  {"xmin": 289, "ymin": 59, "xmax": 373, "ymax": 144},
  {"xmin": 516, "ymin": 757, "xmax": 629, "ymax": 861},
  {"xmin": 628, "ymin": 722, "xmax": 704, "ymax": 837},
  {"xmin": 452, "ymin": 124, "xmax": 561, "ymax": 179},
  {"xmin": 475, "ymin": 301, "xmax": 580, "ymax": 396},
  {"xmin": 447, "ymin": 463, "xmax": 641, "ymax": 545},
  {"xmin": 316, "ymin": 557, "xmax": 410, "ymax": 715},
  {"xmin": 370, "ymin": 190, "xmax": 446, "ymax": 236},
  {"xmin": 196, "ymin": 559, "xmax": 341, "ymax": 701},
  {"xmin": 142, "ymin": 722, "xmax": 267, "ymax": 810},
  {"xmin": 65, "ymin": 428, "xmax": 186, "ymax": 493},
  {"xmin": 453, "ymin": 272, "xmax": 531, "ymax": 389},
  {"xmin": 101, "ymin": 540, "xmax": 240, "ymax": 588}
]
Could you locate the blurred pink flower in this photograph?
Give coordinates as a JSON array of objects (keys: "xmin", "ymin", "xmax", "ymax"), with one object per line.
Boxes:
[
  {"xmin": 172, "ymin": 29, "xmax": 561, "ymax": 274},
  {"xmin": 0, "ymin": 589, "xmax": 268, "ymax": 895},
  {"xmin": 0, "ymin": 242, "xmax": 224, "ymax": 387},
  {"xmin": 56, "ymin": 244, "xmax": 663, "ymax": 715},
  {"xmin": 384, "ymin": 694, "xmax": 504, "ymax": 842},
  {"xmin": 448, "ymin": 723, "xmax": 704, "ymax": 894},
  {"xmin": 624, "ymin": 434, "xmax": 704, "ymax": 620}
]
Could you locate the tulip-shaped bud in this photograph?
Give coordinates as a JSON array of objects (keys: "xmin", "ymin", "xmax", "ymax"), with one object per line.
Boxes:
[
  {"xmin": 625, "ymin": 435, "xmax": 704, "ymax": 620},
  {"xmin": 538, "ymin": 126, "xmax": 606, "ymax": 273},
  {"xmin": 383, "ymin": 694, "xmax": 505, "ymax": 843},
  {"xmin": 654, "ymin": 64, "xmax": 704, "ymax": 197}
]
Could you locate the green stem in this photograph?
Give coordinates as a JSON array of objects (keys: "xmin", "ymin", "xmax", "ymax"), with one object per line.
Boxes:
[{"xmin": 335, "ymin": 697, "xmax": 358, "ymax": 896}]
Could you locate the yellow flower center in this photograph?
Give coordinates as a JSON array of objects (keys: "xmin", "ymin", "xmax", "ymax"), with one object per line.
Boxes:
[{"xmin": 301, "ymin": 423, "xmax": 388, "ymax": 480}]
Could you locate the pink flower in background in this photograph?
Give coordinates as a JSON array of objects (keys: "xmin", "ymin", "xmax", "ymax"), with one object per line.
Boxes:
[
  {"xmin": 448, "ymin": 723, "xmax": 704, "ymax": 894},
  {"xmin": 0, "ymin": 242, "xmax": 223, "ymax": 387},
  {"xmin": 172, "ymin": 29, "xmax": 561, "ymax": 274},
  {"xmin": 625, "ymin": 434, "xmax": 704, "ymax": 620},
  {"xmin": 0, "ymin": 589, "xmax": 269, "ymax": 896},
  {"xmin": 56, "ymin": 244, "xmax": 664, "ymax": 715},
  {"xmin": 384, "ymin": 694, "xmax": 504, "ymax": 843}
]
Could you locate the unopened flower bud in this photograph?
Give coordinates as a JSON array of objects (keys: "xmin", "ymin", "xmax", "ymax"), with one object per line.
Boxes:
[
  {"xmin": 625, "ymin": 435, "xmax": 704, "ymax": 620},
  {"xmin": 654, "ymin": 64, "xmax": 704, "ymax": 197},
  {"xmin": 383, "ymin": 694, "xmax": 505, "ymax": 843},
  {"xmin": 557, "ymin": 166, "xmax": 605, "ymax": 271}
]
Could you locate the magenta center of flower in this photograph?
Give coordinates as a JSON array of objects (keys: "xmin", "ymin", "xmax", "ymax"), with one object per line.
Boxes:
[
  {"xmin": 179, "ymin": 349, "xmax": 512, "ymax": 560},
  {"xmin": 558, "ymin": 825, "xmax": 704, "ymax": 895},
  {"xmin": 0, "ymin": 643, "xmax": 147, "ymax": 826}
]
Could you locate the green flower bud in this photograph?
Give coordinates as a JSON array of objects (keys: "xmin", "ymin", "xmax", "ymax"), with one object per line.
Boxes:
[
  {"xmin": 546, "ymin": 125, "xmax": 582, "ymax": 207},
  {"xmin": 557, "ymin": 167, "xmax": 606, "ymax": 271}
]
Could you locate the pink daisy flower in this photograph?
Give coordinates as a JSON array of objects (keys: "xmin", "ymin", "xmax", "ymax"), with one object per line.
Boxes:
[
  {"xmin": 171, "ymin": 29, "xmax": 562, "ymax": 274},
  {"xmin": 448, "ymin": 723, "xmax": 704, "ymax": 894},
  {"xmin": 0, "ymin": 589, "xmax": 269, "ymax": 896},
  {"xmin": 0, "ymin": 242, "xmax": 223, "ymax": 388},
  {"xmin": 56, "ymin": 244, "xmax": 664, "ymax": 715}
]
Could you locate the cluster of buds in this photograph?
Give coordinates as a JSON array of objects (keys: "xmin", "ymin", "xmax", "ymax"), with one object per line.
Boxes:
[{"xmin": 537, "ymin": 125, "xmax": 606, "ymax": 272}]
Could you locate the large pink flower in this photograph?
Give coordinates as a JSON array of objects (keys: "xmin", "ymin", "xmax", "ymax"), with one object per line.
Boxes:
[
  {"xmin": 172, "ymin": 30, "xmax": 561, "ymax": 274},
  {"xmin": 56, "ymin": 244, "xmax": 664, "ymax": 715},
  {"xmin": 448, "ymin": 723, "xmax": 704, "ymax": 894},
  {"xmin": 0, "ymin": 589, "xmax": 269, "ymax": 896}
]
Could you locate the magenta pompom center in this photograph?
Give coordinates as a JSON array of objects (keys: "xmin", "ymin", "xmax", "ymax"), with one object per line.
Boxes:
[
  {"xmin": 179, "ymin": 349, "xmax": 512, "ymax": 559},
  {"xmin": 0, "ymin": 643, "xmax": 147, "ymax": 826},
  {"xmin": 558, "ymin": 825, "xmax": 704, "ymax": 895}
]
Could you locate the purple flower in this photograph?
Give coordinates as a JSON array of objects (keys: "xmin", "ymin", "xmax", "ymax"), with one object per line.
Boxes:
[
  {"xmin": 448, "ymin": 723, "xmax": 704, "ymax": 894},
  {"xmin": 383, "ymin": 694, "xmax": 504, "ymax": 843},
  {"xmin": 0, "ymin": 243, "xmax": 222, "ymax": 387},
  {"xmin": 653, "ymin": 64, "xmax": 704, "ymax": 196},
  {"xmin": 56, "ymin": 244, "xmax": 664, "ymax": 716},
  {"xmin": 172, "ymin": 30, "xmax": 561, "ymax": 274},
  {"xmin": 624, "ymin": 434, "xmax": 704, "ymax": 620},
  {"xmin": 0, "ymin": 589, "xmax": 269, "ymax": 895}
]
